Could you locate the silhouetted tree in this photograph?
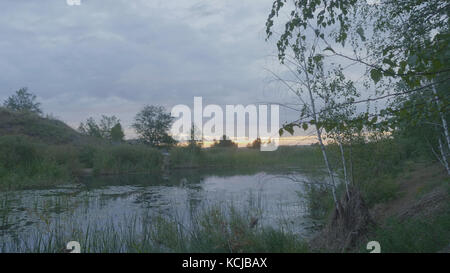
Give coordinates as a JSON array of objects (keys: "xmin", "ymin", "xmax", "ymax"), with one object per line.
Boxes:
[
  {"xmin": 132, "ymin": 105, "xmax": 176, "ymax": 147},
  {"xmin": 211, "ymin": 135, "xmax": 238, "ymax": 148},
  {"xmin": 110, "ymin": 123, "xmax": 125, "ymax": 143},
  {"xmin": 4, "ymin": 87, "xmax": 42, "ymax": 114},
  {"xmin": 78, "ymin": 115, "xmax": 124, "ymax": 142}
]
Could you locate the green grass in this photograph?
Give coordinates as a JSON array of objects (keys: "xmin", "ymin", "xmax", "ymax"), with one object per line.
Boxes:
[
  {"xmin": 0, "ymin": 204, "xmax": 309, "ymax": 253},
  {"xmin": 92, "ymin": 144, "xmax": 163, "ymax": 175},
  {"xmin": 0, "ymin": 135, "xmax": 164, "ymax": 190},
  {"xmin": 169, "ymin": 145, "xmax": 324, "ymax": 171},
  {"xmin": 0, "ymin": 108, "xmax": 166, "ymax": 190},
  {"xmin": 323, "ymin": 137, "xmax": 420, "ymax": 208},
  {"xmin": 0, "ymin": 135, "xmax": 74, "ymax": 190},
  {"xmin": 367, "ymin": 211, "xmax": 450, "ymax": 253},
  {"xmin": 0, "ymin": 107, "xmax": 84, "ymax": 144}
]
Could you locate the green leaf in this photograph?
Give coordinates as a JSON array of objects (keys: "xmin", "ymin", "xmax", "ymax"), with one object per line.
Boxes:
[
  {"xmin": 382, "ymin": 58, "xmax": 396, "ymax": 67},
  {"xmin": 324, "ymin": 46, "xmax": 335, "ymax": 53},
  {"xmin": 284, "ymin": 123, "xmax": 295, "ymax": 135},
  {"xmin": 370, "ymin": 69, "xmax": 382, "ymax": 84},
  {"xmin": 302, "ymin": 123, "xmax": 308, "ymax": 130},
  {"xmin": 356, "ymin": 26, "xmax": 366, "ymax": 41}
]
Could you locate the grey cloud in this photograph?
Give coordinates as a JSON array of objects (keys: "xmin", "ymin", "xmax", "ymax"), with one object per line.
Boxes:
[{"xmin": 0, "ymin": 0, "xmax": 294, "ymax": 137}]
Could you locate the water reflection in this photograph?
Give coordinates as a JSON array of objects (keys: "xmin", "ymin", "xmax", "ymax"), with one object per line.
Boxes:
[{"xmin": 0, "ymin": 168, "xmax": 321, "ymax": 251}]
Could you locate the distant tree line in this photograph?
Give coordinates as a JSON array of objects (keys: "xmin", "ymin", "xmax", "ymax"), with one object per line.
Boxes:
[
  {"xmin": 3, "ymin": 88, "xmax": 264, "ymax": 150},
  {"xmin": 3, "ymin": 87, "xmax": 178, "ymax": 148},
  {"xmin": 211, "ymin": 135, "xmax": 238, "ymax": 148},
  {"xmin": 78, "ymin": 115, "xmax": 125, "ymax": 143}
]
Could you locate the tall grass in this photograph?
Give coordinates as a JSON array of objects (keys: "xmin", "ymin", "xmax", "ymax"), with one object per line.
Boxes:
[
  {"xmin": 92, "ymin": 144, "xmax": 163, "ymax": 175},
  {"xmin": 0, "ymin": 135, "xmax": 73, "ymax": 190},
  {"xmin": 169, "ymin": 146, "xmax": 324, "ymax": 171},
  {"xmin": 366, "ymin": 211, "xmax": 450, "ymax": 253},
  {"xmin": 0, "ymin": 204, "xmax": 309, "ymax": 253},
  {"xmin": 0, "ymin": 135, "xmax": 163, "ymax": 190},
  {"xmin": 324, "ymin": 137, "xmax": 415, "ymax": 207}
]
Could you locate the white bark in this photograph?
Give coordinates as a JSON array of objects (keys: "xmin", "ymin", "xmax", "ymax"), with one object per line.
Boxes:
[
  {"xmin": 338, "ymin": 139, "xmax": 350, "ymax": 199},
  {"xmin": 349, "ymin": 143, "xmax": 355, "ymax": 185},
  {"xmin": 303, "ymin": 63, "xmax": 340, "ymax": 211},
  {"xmin": 432, "ymin": 81, "xmax": 450, "ymax": 152},
  {"xmin": 438, "ymin": 137, "xmax": 450, "ymax": 175}
]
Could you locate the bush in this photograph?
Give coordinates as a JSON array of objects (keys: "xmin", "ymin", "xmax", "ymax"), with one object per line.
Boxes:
[
  {"xmin": 0, "ymin": 135, "xmax": 40, "ymax": 170},
  {"xmin": 44, "ymin": 145, "xmax": 83, "ymax": 174},
  {"xmin": 0, "ymin": 135, "xmax": 72, "ymax": 190},
  {"xmin": 78, "ymin": 145, "xmax": 97, "ymax": 168},
  {"xmin": 359, "ymin": 176, "xmax": 399, "ymax": 206},
  {"xmin": 93, "ymin": 144, "xmax": 163, "ymax": 174}
]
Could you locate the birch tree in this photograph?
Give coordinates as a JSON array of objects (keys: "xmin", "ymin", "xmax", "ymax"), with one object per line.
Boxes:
[
  {"xmin": 273, "ymin": 31, "xmax": 354, "ymax": 210},
  {"xmin": 266, "ymin": 0, "xmax": 450, "ymax": 177}
]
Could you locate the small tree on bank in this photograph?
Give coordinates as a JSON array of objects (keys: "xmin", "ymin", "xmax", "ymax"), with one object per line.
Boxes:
[
  {"xmin": 4, "ymin": 87, "xmax": 42, "ymax": 115},
  {"xmin": 110, "ymin": 123, "xmax": 125, "ymax": 143},
  {"xmin": 78, "ymin": 115, "xmax": 124, "ymax": 142},
  {"xmin": 211, "ymin": 135, "xmax": 238, "ymax": 148},
  {"xmin": 132, "ymin": 105, "xmax": 176, "ymax": 147}
]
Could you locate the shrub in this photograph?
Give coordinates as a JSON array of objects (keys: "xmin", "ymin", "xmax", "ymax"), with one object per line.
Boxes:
[
  {"xmin": 0, "ymin": 135, "xmax": 72, "ymax": 190},
  {"xmin": 93, "ymin": 144, "xmax": 163, "ymax": 174},
  {"xmin": 0, "ymin": 135, "xmax": 40, "ymax": 171}
]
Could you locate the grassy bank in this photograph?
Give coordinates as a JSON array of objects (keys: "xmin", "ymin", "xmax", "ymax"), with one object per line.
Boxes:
[
  {"xmin": 301, "ymin": 137, "xmax": 450, "ymax": 253},
  {"xmin": 0, "ymin": 204, "xmax": 308, "ymax": 253},
  {"xmin": 0, "ymin": 107, "xmax": 327, "ymax": 190},
  {"xmin": 0, "ymin": 107, "xmax": 166, "ymax": 190},
  {"xmin": 0, "ymin": 132, "xmax": 324, "ymax": 190},
  {"xmin": 365, "ymin": 162, "xmax": 450, "ymax": 253},
  {"xmin": 169, "ymin": 145, "xmax": 323, "ymax": 170},
  {"xmin": 0, "ymin": 135, "xmax": 163, "ymax": 190}
]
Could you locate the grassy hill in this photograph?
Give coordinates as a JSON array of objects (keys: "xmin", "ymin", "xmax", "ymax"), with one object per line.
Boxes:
[
  {"xmin": 0, "ymin": 108, "xmax": 162, "ymax": 190},
  {"xmin": 0, "ymin": 107, "xmax": 86, "ymax": 144}
]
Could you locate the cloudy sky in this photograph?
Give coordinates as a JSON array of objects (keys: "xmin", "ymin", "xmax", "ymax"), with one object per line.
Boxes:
[{"xmin": 0, "ymin": 0, "xmax": 370, "ymax": 143}]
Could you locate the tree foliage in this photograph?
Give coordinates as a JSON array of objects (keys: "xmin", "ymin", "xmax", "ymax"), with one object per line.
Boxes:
[
  {"xmin": 111, "ymin": 123, "xmax": 125, "ymax": 143},
  {"xmin": 78, "ymin": 115, "xmax": 124, "ymax": 142},
  {"xmin": 4, "ymin": 87, "xmax": 42, "ymax": 115},
  {"xmin": 132, "ymin": 105, "xmax": 176, "ymax": 147},
  {"xmin": 266, "ymin": 0, "xmax": 450, "ymax": 175},
  {"xmin": 211, "ymin": 135, "xmax": 238, "ymax": 148},
  {"xmin": 266, "ymin": 0, "xmax": 449, "ymax": 87}
]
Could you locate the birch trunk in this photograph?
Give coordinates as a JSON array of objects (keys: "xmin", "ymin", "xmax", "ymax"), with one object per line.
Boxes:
[
  {"xmin": 349, "ymin": 142, "xmax": 355, "ymax": 185},
  {"xmin": 303, "ymin": 64, "xmax": 340, "ymax": 211},
  {"xmin": 438, "ymin": 137, "xmax": 450, "ymax": 175},
  {"xmin": 432, "ymin": 81, "xmax": 450, "ymax": 152},
  {"xmin": 338, "ymin": 139, "xmax": 350, "ymax": 199}
]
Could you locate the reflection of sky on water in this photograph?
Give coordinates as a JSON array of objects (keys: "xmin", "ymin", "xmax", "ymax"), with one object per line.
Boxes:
[{"xmin": 0, "ymin": 169, "xmax": 321, "ymax": 251}]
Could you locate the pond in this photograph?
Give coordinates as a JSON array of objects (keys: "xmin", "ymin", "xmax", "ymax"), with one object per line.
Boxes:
[{"xmin": 0, "ymin": 168, "xmax": 323, "ymax": 252}]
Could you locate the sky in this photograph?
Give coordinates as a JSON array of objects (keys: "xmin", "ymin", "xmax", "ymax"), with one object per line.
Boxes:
[{"xmin": 0, "ymin": 0, "xmax": 371, "ymax": 143}]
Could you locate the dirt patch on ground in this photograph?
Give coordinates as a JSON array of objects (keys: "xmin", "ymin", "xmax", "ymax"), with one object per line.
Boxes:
[{"xmin": 371, "ymin": 163, "xmax": 449, "ymax": 223}]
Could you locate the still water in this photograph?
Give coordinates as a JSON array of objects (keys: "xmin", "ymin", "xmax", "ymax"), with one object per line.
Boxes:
[{"xmin": 0, "ymin": 168, "xmax": 321, "ymax": 251}]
